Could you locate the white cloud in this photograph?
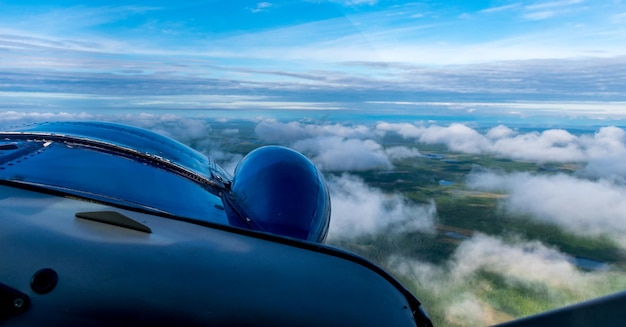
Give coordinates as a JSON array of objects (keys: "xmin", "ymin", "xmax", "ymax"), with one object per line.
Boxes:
[
  {"xmin": 445, "ymin": 293, "xmax": 486, "ymax": 327},
  {"xmin": 326, "ymin": 174, "xmax": 436, "ymax": 239},
  {"xmin": 293, "ymin": 136, "xmax": 392, "ymax": 171},
  {"xmin": 419, "ymin": 123, "xmax": 492, "ymax": 154},
  {"xmin": 389, "ymin": 234, "xmax": 624, "ymax": 326},
  {"xmin": 480, "ymin": 3, "xmax": 521, "ymax": 14},
  {"xmin": 375, "ymin": 121, "xmax": 421, "ymax": 138},
  {"xmin": 451, "ymin": 234, "xmax": 580, "ymax": 286},
  {"xmin": 486, "ymin": 124, "xmax": 516, "ymax": 139},
  {"xmin": 376, "ymin": 122, "xmax": 492, "ymax": 154},
  {"xmin": 255, "ymin": 120, "xmax": 310, "ymax": 143},
  {"xmin": 612, "ymin": 12, "xmax": 626, "ymax": 23},
  {"xmin": 255, "ymin": 120, "xmax": 394, "ymax": 171},
  {"xmin": 522, "ymin": 0, "xmax": 586, "ymax": 20},
  {"xmin": 5, "ymin": 5, "xmax": 161, "ymax": 34},
  {"xmin": 377, "ymin": 122, "xmax": 626, "ymax": 165},
  {"xmin": 130, "ymin": 114, "xmax": 212, "ymax": 143},
  {"xmin": 580, "ymin": 126, "xmax": 626, "ymax": 159},
  {"xmin": 525, "ymin": 0, "xmax": 585, "ymax": 11},
  {"xmin": 467, "ymin": 171, "xmax": 626, "ymax": 244},
  {"xmin": 322, "ymin": 0, "xmax": 378, "ymax": 6},
  {"xmin": 583, "ymin": 154, "xmax": 626, "ymax": 183},
  {"xmin": 248, "ymin": 2, "xmax": 272, "ymax": 13},
  {"xmin": 522, "ymin": 10, "xmax": 556, "ymax": 20},
  {"xmin": 255, "ymin": 120, "xmax": 373, "ymax": 143},
  {"xmin": 385, "ymin": 146, "xmax": 421, "ymax": 160},
  {"xmin": 491, "ymin": 129, "xmax": 586, "ymax": 162}
]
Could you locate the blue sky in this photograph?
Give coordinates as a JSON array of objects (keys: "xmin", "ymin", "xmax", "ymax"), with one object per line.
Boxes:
[{"xmin": 1, "ymin": 0, "xmax": 626, "ymax": 116}]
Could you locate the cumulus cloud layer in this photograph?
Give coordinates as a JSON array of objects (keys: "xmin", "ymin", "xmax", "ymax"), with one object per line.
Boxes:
[
  {"xmin": 6, "ymin": 114, "xmax": 626, "ymax": 181},
  {"xmin": 255, "ymin": 120, "xmax": 374, "ymax": 143},
  {"xmin": 467, "ymin": 171, "xmax": 626, "ymax": 244},
  {"xmin": 258, "ymin": 120, "xmax": 626, "ymax": 174},
  {"xmin": 376, "ymin": 122, "xmax": 626, "ymax": 165},
  {"xmin": 326, "ymin": 174, "xmax": 436, "ymax": 238},
  {"xmin": 255, "ymin": 120, "xmax": 421, "ymax": 171},
  {"xmin": 293, "ymin": 136, "xmax": 392, "ymax": 171}
]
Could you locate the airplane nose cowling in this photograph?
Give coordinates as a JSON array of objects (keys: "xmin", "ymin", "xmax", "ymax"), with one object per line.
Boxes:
[{"xmin": 224, "ymin": 146, "xmax": 330, "ymax": 243}]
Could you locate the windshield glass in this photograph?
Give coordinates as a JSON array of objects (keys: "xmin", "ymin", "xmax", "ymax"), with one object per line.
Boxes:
[
  {"xmin": 8, "ymin": 121, "xmax": 230, "ymax": 181},
  {"xmin": 0, "ymin": 135, "xmax": 229, "ymax": 225}
]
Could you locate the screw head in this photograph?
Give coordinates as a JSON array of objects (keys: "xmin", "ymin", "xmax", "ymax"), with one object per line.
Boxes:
[{"xmin": 13, "ymin": 297, "xmax": 24, "ymax": 308}]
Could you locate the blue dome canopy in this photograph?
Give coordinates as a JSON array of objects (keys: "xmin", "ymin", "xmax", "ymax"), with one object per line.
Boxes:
[{"xmin": 224, "ymin": 146, "xmax": 330, "ymax": 242}]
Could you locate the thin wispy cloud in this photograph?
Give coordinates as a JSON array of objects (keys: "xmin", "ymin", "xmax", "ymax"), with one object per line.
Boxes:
[
  {"xmin": 522, "ymin": 10, "xmax": 556, "ymax": 20},
  {"xmin": 613, "ymin": 12, "xmax": 626, "ymax": 23},
  {"xmin": 521, "ymin": 0, "xmax": 589, "ymax": 21},
  {"xmin": 526, "ymin": 0, "xmax": 585, "ymax": 11},
  {"xmin": 7, "ymin": 5, "xmax": 159, "ymax": 29},
  {"xmin": 480, "ymin": 3, "xmax": 521, "ymax": 14},
  {"xmin": 248, "ymin": 2, "xmax": 273, "ymax": 13},
  {"xmin": 389, "ymin": 233, "xmax": 626, "ymax": 326},
  {"xmin": 322, "ymin": 0, "xmax": 378, "ymax": 6},
  {"xmin": 0, "ymin": 1, "xmax": 625, "ymax": 123},
  {"xmin": 2, "ymin": 1, "xmax": 625, "ymax": 64}
]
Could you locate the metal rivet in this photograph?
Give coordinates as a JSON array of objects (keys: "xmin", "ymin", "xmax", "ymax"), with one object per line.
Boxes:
[{"xmin": 14, "ymin": 298, "xmax": 24, "ymax": 308}]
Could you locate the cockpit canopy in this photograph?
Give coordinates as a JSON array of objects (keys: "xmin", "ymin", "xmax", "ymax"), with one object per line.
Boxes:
[
  {"xmin": 0, "ymin": 122, "xmax": 330, "ymax": 242},
  {"xmin": 223, "ymin": 146, "xmax": 331, "ymax": 243}
]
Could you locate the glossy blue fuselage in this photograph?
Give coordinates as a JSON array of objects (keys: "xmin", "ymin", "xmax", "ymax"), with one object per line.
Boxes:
[{"xmin": 0, "ymin": 121, "xmax": 330, "ymax": 242}]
